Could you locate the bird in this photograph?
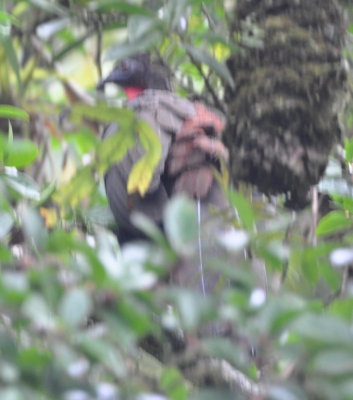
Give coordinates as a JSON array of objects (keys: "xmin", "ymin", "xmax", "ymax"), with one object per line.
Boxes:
[{"xmin": 97, "ymin": 53, "xmax": 230, "ymax": 293}]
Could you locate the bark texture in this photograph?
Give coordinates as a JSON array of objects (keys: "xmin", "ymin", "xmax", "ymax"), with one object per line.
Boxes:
[{"xmin": 225, "ymin": 0, "xmax": 348, "ymax": 207}]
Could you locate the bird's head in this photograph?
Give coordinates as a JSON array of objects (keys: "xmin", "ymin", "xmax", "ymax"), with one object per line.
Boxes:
[{"xmin": 97, "ymin": 53, "xmax": 171, "ymax": 99}]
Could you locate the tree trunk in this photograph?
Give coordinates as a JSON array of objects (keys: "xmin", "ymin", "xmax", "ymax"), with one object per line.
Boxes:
[{"xmin": 225, "ymin": 0, "xmax": 348, "ymax": 208}]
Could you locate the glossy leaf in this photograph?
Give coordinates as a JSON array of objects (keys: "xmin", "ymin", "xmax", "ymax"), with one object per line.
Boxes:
[
  {"xmin": 227, "ymin": 189, "xmax": 256, "ymax": 231},
  {"xmin": 184, "ymin": 43, "xmax": 235, "ymax": 89},
  {"xmin": 0, "ymin": 211, "xmax": 14, "ymax": 239},
  {"xmin": 164, "ymin": 195, "xmax": 197, "ymax": 256},
  {"xmin": 290, "ymin": 314, "xmax": 353, "ymax": 347},
  {"xmin": 75, "ymin": 334, "xmax": 126, "ymax": 377},
  {"xmin": 27, "ymin": 0, "xmax": 66, "ymax": 15},
  {"xmin": 36, "ymin": 17, "xmax": 70, "ymax": 41},
  {"xmin": 344, "ymin": 137, "xmax": 353, "ymax": 162},
  {"xmin": 3, "ymin": 138, "xmax": 38, "ymax": 168},
  {"xmin": 21, "ymin": 206, "xmax": 48, "ymax": 252},
  {"xmin": 22, "ymin": 294, "xmax": 56, "ymax": 331},
  {"xmin": 0, "ymin": 38, "xmax": 21, "ymax": 89},
  {"xmin": 312, "ymin": 350, "xmax": 353, "ymax": 376},
  {"xmin": 0, "ymin": 105, "xmax": 28, "ymax": 121},
  {"xmin": 165, "ymin": 0, "xmax": 189, "ymax": 30},
  {"xmin": 128, "ymin": 15, "xmax": 161, "ymax": 42},
  {"xmin": 92, "ymin": 1, "xmax": 153, "ymax": 15},
  {"xmin": 59, "ymin": 288, "xmax": 93, "ymax": 328},
  {"xmin": 160, "ymin": 367, "xmax": 188, "ymax": 400},
  {"xmin": 4, "ymin": 171, "xmax": 41, "ymax": 200},
  {"xmin": 54, "ymin": 166, "xmax": 96, "ymax": 207},
  {"xmin": 97, "ymin": 129, "xmax": 135, "ymax": 172},
  {"xmin": 316, "ymin": 211, "xmax": 353, "ymax": 236},
  {"xmin": 72, "ymin": 103, "xmax": 135, "ymax": 125},
  {"xmin": 127, "ymin": 120, "xmax": 162, "ymax": 195},
  {"xmin": 105, "ymin": 31, "xmax": 161, "ymax": 61}
]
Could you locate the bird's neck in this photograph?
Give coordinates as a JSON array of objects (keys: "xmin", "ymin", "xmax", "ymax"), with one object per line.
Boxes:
[{"xmin": 123, "ymin": 86, "xmax": 145, "ymax": 100}]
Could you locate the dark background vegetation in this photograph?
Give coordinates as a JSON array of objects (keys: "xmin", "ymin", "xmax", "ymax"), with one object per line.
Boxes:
[{"xmin": 1, "ymin": 1, "xmax": 353, "ymax": 399}]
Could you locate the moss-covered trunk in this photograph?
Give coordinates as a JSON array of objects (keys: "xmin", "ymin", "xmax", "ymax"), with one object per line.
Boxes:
[{"xmin": 225, "ymin": 0, "xmax": 347, "ymax": 207}]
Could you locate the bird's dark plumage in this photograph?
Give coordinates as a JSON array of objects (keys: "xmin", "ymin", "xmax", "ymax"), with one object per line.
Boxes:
[
  {"xmin": 99, "ymin": 53, "xmax": 229, "ymax": 292},
  {"xmin": 97, "ymin": 53, "xmax": 171, "ymax": 92}
]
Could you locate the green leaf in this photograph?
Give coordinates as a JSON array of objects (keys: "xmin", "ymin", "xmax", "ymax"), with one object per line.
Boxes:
[
  {"xmin": 36, "ymin": 181, "xmax": 56, "ymax": 206},
  {"xmin": 202, "ymin": 337, "xmax": 248, "ymax": 367},
  {"xmin": 105, "ymin": 31, "xmax": 161, "ymax": 62},
  {"xmin": 47, "ymin": 230, "xmax": 108, "ymax": 284},
  {"xmin": 3, "ymin": 138, "xmax": 38, "ymax": 168},
  {"xmin": 316, "ymin": 211, "xmax": 353, "ymax": 236},
  {"xmin": 36, "ymin": 17, "xmax": 70, "ymax": 41},
  {"xmin": 227, "ymin": 189, "xmax": 256, "ymax": 231},
  {"xmin": 4, "ymin": 171, "xmax": 41, "ymax": 201},
  {"xmin": 72, "ymin": 103, "xmax": 135, "ymax": 125},
  {"xmin": 97, "ymin": 129, "xmax": 135, "ymax": 173},
  {"xmin": 130, "ymin": 212, "xmax": 167, "ymax": 245},
  {"xmin": 22, "ymin": 294, "xmax": 56, "ymax": 331},
  {"xmin": 91, "ymin": 1, "xmax": 153, "ymax": 15},
  {"xmin": 64, "ymin": 128, "xmax": 99, "ymax": 155},
  {"xmin": 18, "ymin": 347, "xmax": 51, "ymax": 371},
  {"xmin": 27, "ymin": 0, "xmax": 66, "ymax": 15},
  {"xmin": 53, "ymin": 30, "xmax": 96, "ymax": 61},
  {"xmin": 0, "ymin": 244, "xmax": 13, "ymax": 263},
  {"xmin": 117, "ymin": 297, "xmax": 154, "ymax": 336},
  {"xmin": 128, "ymin": 15, "xmax": 162, "ymax": 42},
  {"xmin": 165, "ymin": 0, "xmax": 188, "ymax": 30},
  {"xmin": 137, "ymin": 120, "xmax": 162, "ymax": 161},
  {"xmin": 127, "ymin": 120, "xmax": 162, "ymax": 195},
  {"xmin": 167, "ymin": 288, "xmax": 216, "ymax": 331},
  {"xmin": 54, "ymin": 166, "xmax": 97, "ymax": 207},
  {"xmin": 0, "ymin": 211, "xmax": 14, "ymax": 239},
  {"xmin": 251, "ymin": 294, "xmax": 306, "ymax": 335},
  {"xmin": 328, "ymin": 298, "xmax": 353, "ymax": 320},
  {"xmin": 1, "ymin": 38, "xmax": 22, "ymax": 91},
  {"xmin": 76, "ymin": 335, "xmax": 126, "ymax": 377},
  {"xmin": 0, "ymin": 388, "xmax": 24, "ymax": 400},
  {"xmin": 345, "ymin": 137, "xmax": 353, "ymax": 162},
  {"xmin": 184, "ymin": 44, "xmax": 235, "ymax": 89},
  {"xmin": 0, "ymin": 134, "xmax": 5, "ymax": 160},
  {"xmin": 160, "ymin": 367, "xmax": 188, "ymax": 400},
  {"xmin": 268, "ymin": 386, "xmax": 307, "ymax": 400},
  {"xmin": 59, "ymin": 288, "xmax": 93, "ymax": 328},
  {"xmin": 290, "ymin": 314, "xmax": 353, "ymax": 347},
  {"xmin": 312, "ymin": 350, "xmax": 353, "ymax": 376},
  {"xmin": 0, "ymin": 11, "xmax": 12, "ymax": 37},
  {"xmin": 127, "ymin": 154, "xmax": 155, "ymax": 195},
  {"xmin": 1, "ymin": 271, "xmax": 28, "ymax": 297},
  {"xmin": 164, "ymin": 195, "xmax": 197, "ymax": 256},
  {"xmin": 0, "ymin": 105, "xmax": 28, "ymax": 121},
  {"xmin": 21, "ymin": 206, "xmax": 48, "ymax": 252},
  {"xmin": 7, "ymin": 120, "xmax": 13, "ymax": 141}
]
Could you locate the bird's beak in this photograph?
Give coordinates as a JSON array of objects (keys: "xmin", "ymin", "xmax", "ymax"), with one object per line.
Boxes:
[{"xmin": 96, "ymin": 68, "xmax": 131, "ymax": 90}]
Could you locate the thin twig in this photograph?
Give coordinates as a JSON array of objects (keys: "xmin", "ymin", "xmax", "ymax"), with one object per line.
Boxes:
[
  {"xmin": 201, "ymin": 3, "xmax": 217, "ymax": 31},
  {"xmin": 186, "ymin": 49, "xmax": 226, "ymax": 113},
  {"xmin": 324, "ymin": 265, "xmax": 351, "ymax": 306},
  {"xmin": 309, "ymin": 186, "xmax": 319, "ymax": 246},
  {"xmin": 95, "ymin": 28, "xmax": 103, "ymax": 79},
  {"xmin": 280, "ymin": 211, "xmax": 296, "ymax": 285},
  {"xmin": 153, "ymin": 49, "xmax": 212, "ymax": 105},
  {"xmin": 340, "ymin": 266, "xmax": 349, "ymax": 297}
]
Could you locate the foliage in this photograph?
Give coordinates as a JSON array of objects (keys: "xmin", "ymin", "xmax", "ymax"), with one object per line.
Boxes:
[{"xmin": 0, "ymin": 1, "xmax": 353, "ymax": 400}]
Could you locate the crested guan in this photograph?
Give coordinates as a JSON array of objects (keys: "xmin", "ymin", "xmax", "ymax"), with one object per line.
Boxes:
[{"xmin": 98, "ymin": 53, "xmax": 230, "ymax": 293}]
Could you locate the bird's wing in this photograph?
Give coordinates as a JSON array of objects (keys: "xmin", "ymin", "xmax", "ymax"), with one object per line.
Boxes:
[{"xmin": 104, "ymin": 91, "xmax": 196, "ymax": 231}]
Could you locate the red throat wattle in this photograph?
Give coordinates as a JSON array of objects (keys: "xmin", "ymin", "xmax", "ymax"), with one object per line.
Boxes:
[{"xmin": 124, "ymin": 87, "xmax": 145, "ymax": 100}]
